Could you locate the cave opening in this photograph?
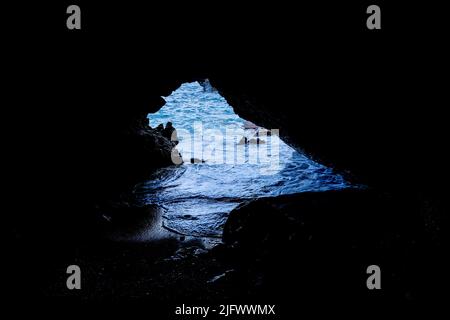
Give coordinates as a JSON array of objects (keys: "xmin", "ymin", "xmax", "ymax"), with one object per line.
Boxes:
[{"xmin": 134, "ymin": 80, "xmax": 349, "ymax": 240}]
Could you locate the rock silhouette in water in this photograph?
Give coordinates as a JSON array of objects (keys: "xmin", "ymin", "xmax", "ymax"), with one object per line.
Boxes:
[
  {"xmin": 239, "ymin": 122, "xmax": 270, "ymax": 145},
  {"xmin": 190, "ymin": 158, "xmax": 206, "ymax": 164},
  {"xmin": 156, "ymin": 123, "xmax": 164, "ymax": 132},
  {"xmin": 237, "ymin": 136, "xmax": 265, "ymax": 145},
  {"xmin": 162, "ymin": 122, "xmax": 178, "ymax": 146}
]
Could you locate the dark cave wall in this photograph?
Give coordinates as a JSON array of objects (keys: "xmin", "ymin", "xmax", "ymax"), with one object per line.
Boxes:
[
  {"xmin": 11, "ymin": 2, "xmax": 448, "ymax": 236},
  {"xmin": 210, "ymin": 50, "xmax": 449, "ymax": 192},
  {"xmin": 71, "ymin": 41, "xmax": 448, "ymax": 201},
  {"xmin": 6, "ymin": 3, "xmax": 448, "ymax": 302}
]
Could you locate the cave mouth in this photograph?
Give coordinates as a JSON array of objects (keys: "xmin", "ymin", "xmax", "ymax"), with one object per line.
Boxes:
[{"xmin": 134, "ymin": 80, "xmax": 349, "ymax": 239}]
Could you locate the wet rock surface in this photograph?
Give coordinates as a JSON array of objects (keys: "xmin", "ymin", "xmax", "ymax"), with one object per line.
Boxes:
[
  {"xmin": 221, "ymin": 189, "xmax": 446, "ymax": 301},
  {"xmin": 36, "ymin": 189, "xmax": 445, "ymax": 304}
]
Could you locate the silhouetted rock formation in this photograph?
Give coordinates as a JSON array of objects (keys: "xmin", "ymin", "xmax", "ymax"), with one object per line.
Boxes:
[{"xmin": 222, "ymin": 189, "xmax": 445, "ymax": 301}]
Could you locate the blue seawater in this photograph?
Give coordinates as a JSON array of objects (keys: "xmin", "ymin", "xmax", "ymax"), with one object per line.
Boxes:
[{"xmin": 133, "ymin": 81, "xmax": 349, "ymax": 238}]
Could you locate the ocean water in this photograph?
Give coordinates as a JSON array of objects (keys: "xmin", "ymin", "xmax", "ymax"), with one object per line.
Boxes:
[{"xmin": 133, "ymin": 81, "xmax": 349, "ymax": 238}]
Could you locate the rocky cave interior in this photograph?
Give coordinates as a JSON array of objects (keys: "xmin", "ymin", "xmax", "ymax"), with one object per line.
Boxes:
[{"xmin": 8, "ymin": 2, "xmax": 448, "ymax": 308}]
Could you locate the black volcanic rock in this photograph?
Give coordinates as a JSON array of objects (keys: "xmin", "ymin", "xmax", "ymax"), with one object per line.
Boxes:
[{"xmin": 221, "ymin": 189, "xmax": 445, "ymax": 301}]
